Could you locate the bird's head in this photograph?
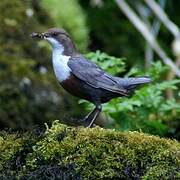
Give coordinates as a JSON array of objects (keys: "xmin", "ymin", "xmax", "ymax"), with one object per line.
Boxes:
[{"xmin": 31, "ymin": 27, "xmax": 76, "ymax": 55}]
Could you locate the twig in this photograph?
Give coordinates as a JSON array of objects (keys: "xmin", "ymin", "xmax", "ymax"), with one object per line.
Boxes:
[
  {"xmin": 135, "ymin": 2, "xmax": 153, "ymax": 67},
  {"xmin": 144, "ymin": 0, "xmax": 180, "ymax": 38},
  {"xmin": 135, "ymin": 0, "xmax": 165, "ymax": 68},
  {"xmin": 115, "ymin": 0, "xmax": 180, "ymax": 77},
  {"xmin": 144, "ymin": 0, "xmax": 180, "ymax": 97}
]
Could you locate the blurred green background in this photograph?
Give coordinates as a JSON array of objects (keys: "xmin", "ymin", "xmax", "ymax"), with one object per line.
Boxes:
[{"xmin": 0, "ymin": 0, "xmax": 179, "ymax": 139}]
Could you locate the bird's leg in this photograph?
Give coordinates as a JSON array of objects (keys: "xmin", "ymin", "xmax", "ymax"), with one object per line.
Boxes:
[{"xmin": 83, "ymin": 104, "xmax": 102, "ymax": 128}]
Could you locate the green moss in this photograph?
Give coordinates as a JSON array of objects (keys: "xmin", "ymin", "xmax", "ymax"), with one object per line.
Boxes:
[
  {"xmin": 0, "ymin": 132, "xmax": 23, "ymax": 171},
  {"xmin": 41, "ymin": 0, "xmax": 89, "ymax": 52},
  {"xmin": 0, "ymin": 121, "xmax": 179, "ymax": 179},
  {"xmin": 0, "ymin": 0, "xmax": 83, "ymax": 130}
]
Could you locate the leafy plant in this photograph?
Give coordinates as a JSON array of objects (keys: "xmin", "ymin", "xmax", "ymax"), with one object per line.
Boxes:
[
  {"xmin": 82, "ymin": 51, "xmax": 180, "ymax": 138},
  {"xmin": 86, "ymin": 50, "xmax": 126, "ymax": 75}
]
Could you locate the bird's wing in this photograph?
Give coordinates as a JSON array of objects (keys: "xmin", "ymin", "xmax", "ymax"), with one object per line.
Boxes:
[{"xmin": 67, "ymin": 56, "xmax": 128, "ymax": 95}]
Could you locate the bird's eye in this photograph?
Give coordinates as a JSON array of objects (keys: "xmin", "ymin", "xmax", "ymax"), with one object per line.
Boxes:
[{"xmin": 53, "ymin": 32, "xmax": 57, "ymax": 36}]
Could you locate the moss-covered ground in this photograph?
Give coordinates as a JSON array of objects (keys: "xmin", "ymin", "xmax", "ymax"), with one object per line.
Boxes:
[{"xmin": 0, "ymin": 121, "xmax": 179, "ymax": 179}]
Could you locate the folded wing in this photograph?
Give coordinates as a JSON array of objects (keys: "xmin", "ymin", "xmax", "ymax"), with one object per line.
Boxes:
[{"xmin": 68, "ymin": 56, "xmax": 128, "ymax": 95}]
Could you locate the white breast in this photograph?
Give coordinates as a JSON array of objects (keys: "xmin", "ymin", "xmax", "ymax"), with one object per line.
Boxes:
[
  {"xmin": 52, "ymin": 48, "xmax": 71, "ymax": 82},
  {"xmin": 45, "ymin": 37, "xmax": 72, "ymax": 82}
]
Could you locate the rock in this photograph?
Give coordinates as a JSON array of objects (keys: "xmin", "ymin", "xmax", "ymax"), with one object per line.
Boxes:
[{"xmin": 0, "ymin": 121, "xmax": 179, "ymax": 179}]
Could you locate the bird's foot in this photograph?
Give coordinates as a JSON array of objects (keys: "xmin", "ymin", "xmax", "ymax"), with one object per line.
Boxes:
[
  {"xmin": 79, "ymin": 105, "xmax": 101, "ymax": 128},
  {"xmin": 77, "ymin": 113, "xmax": 90, "ymax": 126},
  {"xmin": 78, "ymin": 116, "xmax": 95, "ymax": 128}
]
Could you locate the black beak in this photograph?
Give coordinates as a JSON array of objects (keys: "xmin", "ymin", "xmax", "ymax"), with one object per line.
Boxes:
[
  {"xmin": 43, "ymin": 32, "xmax": 50, "ymax": 38},
  {"xmin": 30, "ymin": 32, "xmax": 43, "ymax": 39},
  {"xmin": 30, "ymin": 32, "xmax": 49, "ymax": 39}
]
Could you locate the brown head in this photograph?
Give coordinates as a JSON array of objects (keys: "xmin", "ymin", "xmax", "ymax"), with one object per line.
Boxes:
[{"xmin": 31, "ymin": 28, "xmax": 77, "ymax": 56}]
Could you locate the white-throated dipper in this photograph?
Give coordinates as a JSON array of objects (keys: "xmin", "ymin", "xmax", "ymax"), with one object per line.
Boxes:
[{"xmin": 31, "ymin": 28, "xmax": 151, "ymax": 128}]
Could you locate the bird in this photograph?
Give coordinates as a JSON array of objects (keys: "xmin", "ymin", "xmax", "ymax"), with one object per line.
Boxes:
[{"xmin": 31, "ymin": 27, "xmax": 151, "ymax": 128}]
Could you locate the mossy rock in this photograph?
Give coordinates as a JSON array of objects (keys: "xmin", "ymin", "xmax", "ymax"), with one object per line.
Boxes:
[{"xmin": 0, "ymin": 121, "xmax": 179, "ymax": 179}]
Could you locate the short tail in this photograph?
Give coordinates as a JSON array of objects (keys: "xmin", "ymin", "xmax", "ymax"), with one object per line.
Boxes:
[{"xmin": 116, "ymin": 76, "xmax": 151, "ymax": 91}]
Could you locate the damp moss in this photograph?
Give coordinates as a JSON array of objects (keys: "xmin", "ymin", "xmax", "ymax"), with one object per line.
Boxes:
[
  {"xmin": 0, "ymin": 121, "xmax": 179, "ymax": 179},
  {"xmin": 0, "ymin": 132, "xmax": 23, "ymax": 171}
]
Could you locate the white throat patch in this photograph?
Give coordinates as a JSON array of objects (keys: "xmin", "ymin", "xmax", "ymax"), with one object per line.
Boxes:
[{"xmin": 46, "ymin": 37, "xmax": 71, "ymax": 82}]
